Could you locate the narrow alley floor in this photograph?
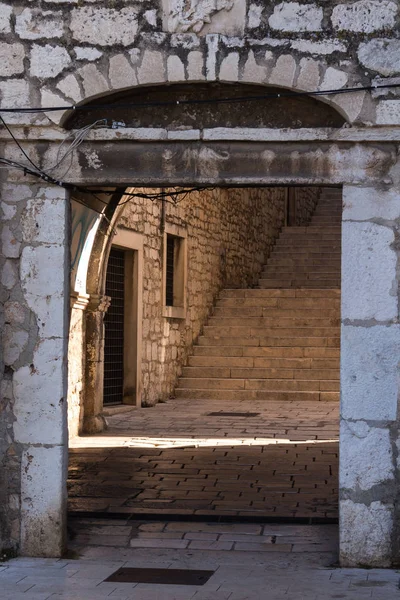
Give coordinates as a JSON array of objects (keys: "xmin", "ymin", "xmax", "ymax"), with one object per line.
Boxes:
[{"xmin": 69, "ymin": 399, "xmax": 338, "ymax": 520}]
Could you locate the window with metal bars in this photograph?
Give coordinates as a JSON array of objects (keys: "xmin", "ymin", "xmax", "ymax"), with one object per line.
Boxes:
[
  {"xmin": 165, "ymin": 234, "xmax": 176, "ymax": 307},
  {"xmin": 103, "ymin": 247, "xmax": 125, "ymax": 405},
  {"xmin": 163, "ymin": 227, "xmax": 186, "ymax": 319}
]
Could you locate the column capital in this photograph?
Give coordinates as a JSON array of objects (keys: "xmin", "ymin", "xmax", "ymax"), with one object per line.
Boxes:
[
  {"xmin": 87, "ymin": 294, "xmax": 111, "ymax": 314},
  {"xmin": 70, "ymin": 292, "xmax": 90, "ymax": 311}
]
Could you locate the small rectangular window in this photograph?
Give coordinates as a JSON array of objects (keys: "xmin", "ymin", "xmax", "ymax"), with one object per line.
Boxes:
[
  {"xmin": 163, "ymin": 226, "xmax": 187, "ymax": 319},
  {"xmin": 165, "ymin": 234, "xmax": 175, "ymax": 307}
]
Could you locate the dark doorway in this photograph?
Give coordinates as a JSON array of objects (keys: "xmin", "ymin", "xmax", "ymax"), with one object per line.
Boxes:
[{"xmin": 103, "ymin": 247, "xmax": 125, "ymax": 405}]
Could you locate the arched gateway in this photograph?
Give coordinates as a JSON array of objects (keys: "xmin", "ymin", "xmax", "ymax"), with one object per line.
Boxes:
[{"xmin": 1, "ymin": 0, "xmax": 400, "ymax": 569}]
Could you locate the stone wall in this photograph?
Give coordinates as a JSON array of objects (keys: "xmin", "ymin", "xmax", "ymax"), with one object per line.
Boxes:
[
  {"xmin": 117, "ymin": 187, "xmax": 287, "ymax": 407},
  {"xmin": 295, "ymin": 187, "xmax": 322, "ymax": 225},
  {"xmin": 0, "ymin": 180, "xmax": 69, "ymax": 557},
  {"xmin": 0, "ymin": 1, "xmax": 400, "ymax": 131},
  {"xmin": 340, "ymin": 184, "xmax": 400, "ymax": 567}
]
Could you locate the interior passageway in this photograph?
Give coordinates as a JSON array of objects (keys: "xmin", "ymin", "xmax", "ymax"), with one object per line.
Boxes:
[{"xmin": 68, "ymin": 188, "xmax": 341, "ymax": 521}]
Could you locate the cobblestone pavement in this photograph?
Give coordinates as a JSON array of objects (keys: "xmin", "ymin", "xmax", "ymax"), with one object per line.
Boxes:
[
  {"xmin": 1, "ymin": 521, "xmax": 399, "ymax": 600},
  {"xmin": 69, "ymin": 399, "xmax": 338, "ymax": 519}
]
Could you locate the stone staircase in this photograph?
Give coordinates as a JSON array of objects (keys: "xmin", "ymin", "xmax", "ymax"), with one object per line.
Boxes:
[{"xmin": 175, "ymin": 188, "xmax": 341, "ymax": 403}]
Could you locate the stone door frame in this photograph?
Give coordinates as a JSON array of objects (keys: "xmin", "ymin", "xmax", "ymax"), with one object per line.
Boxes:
[{"xmin": 4, "ymin": 124, "xmax": 399, "ymax": 567}]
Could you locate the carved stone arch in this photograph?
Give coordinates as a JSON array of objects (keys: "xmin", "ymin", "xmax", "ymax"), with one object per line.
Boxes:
[
  {"xmin": 63, "ymin": 81, "xmax": 347, "ymax": 131},
  {"xmin": 46, "ymin": 50, "xmax": 362, "ymax": 128},
  {"xmin": 69, "ymin": 189, "xmax": 130, "ymax": 435}
]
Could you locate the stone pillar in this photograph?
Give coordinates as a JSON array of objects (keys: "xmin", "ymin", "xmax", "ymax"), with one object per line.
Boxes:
[
  {"xmin": 82, "ymin": 294, "xmax": 110, "ymax": 433},
  {"xmin": 340, "ymin": 185, "xmax": 400, "ymax": 567},
  {"xmin": 68, "ymin": 293, "xmax": 90, "ymax": 439},
  {"xmin": 1, "ymin": 183, "xmax": 70, "ymax": 557}
]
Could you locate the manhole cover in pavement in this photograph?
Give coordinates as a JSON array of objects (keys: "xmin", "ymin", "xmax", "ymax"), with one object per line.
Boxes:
[
  {"xmin": 207, "ymin": 412, "xmax": 260, "ymax": 417},
  {"xmin": 105, "ymin": 568, "xmax": 215, "ymax": 585}
]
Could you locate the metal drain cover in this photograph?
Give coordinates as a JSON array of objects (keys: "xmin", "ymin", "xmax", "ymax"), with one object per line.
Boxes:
[
  {"xmin": 105, "ymin": 567, "xmax": 215, "ymax": 585},
  {"xmin": 207, "ymin": 412, "xmax": 260, "ymax": 417}
]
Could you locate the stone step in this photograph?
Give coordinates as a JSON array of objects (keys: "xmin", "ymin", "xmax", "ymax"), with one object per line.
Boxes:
[
  {"xmin": 213, "ymin": 307, "xmax": 340, "ymax": 318},
  {"xmin": 175, "ymin": 389, "xmax": 340, "ymax": 401},
  {"xmin": 281, "ymin": 226, "xmax": 341, "ymax": 234},
  {"xmin": 311, "ymin": 218, "xmax": 341, "ymax": 223},
  {"xmin": 182, "ymin": 366, "xmax": 339, "ymax": 380},
  {"xmin": 275, "ymin": 240, "xmax": 341, "ymax": 248},
  {"xmin": 177, "ymin": 377, "xmax": 339, "ymax": 391},
  {"xmin": 261, "ymin": 268, "xmax": 340, "ymax": 276},
  {"xmin": 217, "ymin": 297, "xmax": 340, "ymax": 307},
  {"xmin": 192, "ymin": 345, "xmax": 340, "ymax": 358},
  {"xmin": 188, "ymin": 355, "xmax": 340, "ymax": 369},
  {"xmin": 267, "ymin": 259, "xmax": 341, "ymax": 266},
  {"xmin": 262, "ymin": 265, "xmax": 340, "ymax": 273},
  {"xmin": 197, "ymin": 336, "xmax": 340, "ymax": 347},
  {"xmin": 270, "ymin": 249, "xmax": 341, "ymax": 256},
  {"xmin": 258, "ymin": 279, "xmax": 341, "ymax": 288},
  {"xmin": 218, "ymin": 289, "xmax": 341, "ymax": 298},
  {"xmin": 208, "ymin": 317, "xmax": 340, "ymax": 327},
  {"xmin": 203, "ymin": 326, "xmax": 339, "ymax": 337}
]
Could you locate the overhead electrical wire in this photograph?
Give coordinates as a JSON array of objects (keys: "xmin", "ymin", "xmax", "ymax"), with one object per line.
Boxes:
[{"xmin": 0, "ymin": 83, "xmax": 399, "ymax": 115}]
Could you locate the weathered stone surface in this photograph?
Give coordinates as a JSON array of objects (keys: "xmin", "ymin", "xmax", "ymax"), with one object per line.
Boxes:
[
  {"xmin": 30, "ymin": 45, "xmax": 71, "ymax": 79},
  {"xmin": 341, "ymin": 325, "xmax": 400, "ymax": 421},
  {"xmin": 0, "ymin": 2, "xmax": 12, "ymax": 33},
  {"xmin": 137, "ymin": 50, "xmax": 165, "ymax": 84},
  {"xmin": 144, "ymin": 9, "xmax": 157, "ymax": 27},
  {"xmin": 248, "ymin": 4, "xmax": 263, "ymax": 29},
  {"xmin": 296, "ymin": 57, "xmax": 320, "ymax": 91},
  {"xmin": 109, "ymin": 54, "xmax": 138, "ymax": 90},
  {"xmin": 291, "ymin": 39, "xmax": 347, "ymax": 55},
  {"xmin": 269, "ymin": 54, "xmax": 296, "ymax": 88},
  {"xmin": 343, "ymin": 186, "xmax": 400, "ymax": 221},
  {"xmin": 40, "ymin": 88, "xmax": 70, "ymax": 124},
  {"xmin": 167, "ymin": 54, "xmax": 185, "ymax": 82},
  {"xmin": 340, "ymin": 500, "xmax": 393, "ymax": 567},
  {"xmin": 21, "ymin": 190, "xmax": 67, "ymax": 245},
  {"xmin": 0, "ymin": 43, "xmax": 24, "ymax": 77},
  {"xmin": 162, "ymin": 0, "xmax": 245, "ymax": 36},
  {"xmin": 332, "ymin": 90, "xmax": 366, "ymax": 123},
  {"xmin": 20, "ymin": 445, "xmax": 67, "ymax": 557},
  {"xmin": 4, "ymin": 301, "xmax": 26, "ymax": 325},
  {"xmin": 342, "ymin": 221, "xmax": 397, "ymax": 321},
  {"xmin": 269, "ymin": 2, "xmax": 323, "ymax": 32},
  {"xmin": 1, "ymin": 203, "xmax": 17, "ymax": 221},
  {"xmin": 358, "ymin": 39, "xmax": 400, "ymax": 76},
  {"xmin": 242, "ymin": 50, "xmax": 267, "ymax": 84},
  {"xmin": 171, "ymin": 33, "xmax": 200, "ymax": 49},
  {"xmin": 219, "ymin": 52, "xmax": 239, "ymax": 82},
  {"xmin": 20, "ymin": 243, "xmax": 67, "ymax": 338},
  {"xmin": 71, "ymin": 7, "xmax": 139, "ymax": 46},
  {"xmin": 3, "ymin": 325, "xmax": 29, "ymax": 366},
  {"xmin": 74, "ymin": 47, "xmax": 103, "ymax": 62},
  {"xmin": 56, "ymin": 74, "xmax": 82, "ymax": 103},
  {"xmin": 15, "ymin": 8, "xmax": 63, "ymax": 40},
  {"xmin": 376, "ymin": 100, "xmax": 400, "ymax": 125},
  {"xmin": 1, "ymin": 259, "xmax": 17, "ymax": 290},
  {"xmin": 187, "ymin": 50, "xmax": 205, "ymax": 80},
  {"xmin": 206, "ymin": 34, "xmax": 219, "ymax": 80},
  {"xmin": 332, "ymin": 1, "xmax": 397, "ymax": 33},
  {"xmin": 320, "ymin": 67, "xmax": 348, "ymax": 92},
  {"xmin": 341, "ymin": 421, "xmax": 394, "ymax": 491},
  {"xmin": 2, "ymin": 225, "xmax": 21, "ymax": 259},
  {"xmin": 13, "ymin": 338, "xmax": 66, "ymax": 444},
  {"xmin": 78, "ymin": 63, "xmax": 109, "ymax": 99}
]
